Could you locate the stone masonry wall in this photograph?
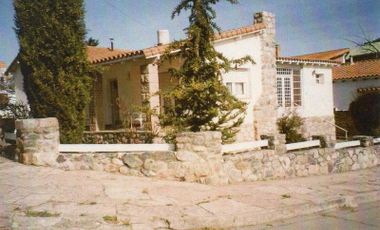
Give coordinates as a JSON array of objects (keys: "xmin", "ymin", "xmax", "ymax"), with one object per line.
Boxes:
[
  {"xmin": 16, "ymin": 118, "xmax": 59, "ymax": 166},
  {"xmin": 57, "ymin": 131, "xmax": 228, "ymax": 185},
  {"xmin": 253, "ymin": 12, "xmax": 279, "ymax": 138},
  {"xmin": 222, "ymin": 145, "xmax": 379, "ymax": 183},
  {"xmin": 302, "ymin": 116, "xmax": 336, "ymax": 144},
  {"xmin": 82, "ymin": 130, "xmax": 154, "ymax": 144}
]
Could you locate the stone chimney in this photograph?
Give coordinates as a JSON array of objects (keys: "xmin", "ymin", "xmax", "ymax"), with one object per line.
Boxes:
[
  {"xmin": 275, "ymin": 44, "xmax": 280, "ymax": 57},
  {"xmin": 157, "ymin": 30, "xmax": 170, "ymax": 46},
  {"xmin": 252, "ymin": 11, "xmax": 279, "ymax": 138}
]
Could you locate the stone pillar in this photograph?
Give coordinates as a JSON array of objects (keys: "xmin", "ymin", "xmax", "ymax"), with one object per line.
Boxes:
[
  {"xmin": 140, "ymin": 63, "xmax": 160, "ymax": 131},
  {"xmin": 253, "ymin": 11, "xmax": 279, "ymax": 137},
  {"xmin": 15, "ymin": 118, "xmax": 59, "ymax": 166},
  {"xmin": 94, "ymin": 74, "xmax": 104, "ymax": 130},
  {"xmin": 175, "ymin": 131, "xmax": 227, "ymax": 184}
]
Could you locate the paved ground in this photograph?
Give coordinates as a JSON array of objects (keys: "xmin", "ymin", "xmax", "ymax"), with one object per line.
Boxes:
[
  {"xmin": 249, "ymin": 201, "xmax": 380, "ymax": 230},
  {"xmin": 0, "ymin": 156, "xmax": 379, "ymax": 230}
]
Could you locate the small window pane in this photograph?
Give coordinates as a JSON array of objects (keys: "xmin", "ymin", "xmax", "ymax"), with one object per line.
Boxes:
[
  {"xmin": 276, "ymin": 77, "xmax": 283, "ymax": 106},
  {"xmin": 284, "ymin": 77, "xmax": 292, "ymax": 107},
  {"xmin": 235, "ymin": 83, "xmax": 244, "ymax": 95}
]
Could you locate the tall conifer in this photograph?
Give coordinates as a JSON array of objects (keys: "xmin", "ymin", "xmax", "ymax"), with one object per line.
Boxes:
[
  {"xmin": 14, "ymin": 0, "xmax": 91, "ymax": 143},
  {"xmin": 160, "ymin": 0, "xmax": 252, "ymax": 143}
]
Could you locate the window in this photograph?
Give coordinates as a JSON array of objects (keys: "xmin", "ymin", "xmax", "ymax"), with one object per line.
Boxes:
[
  {"xmin": 315, "ymin": 74, "xmax": 324, "ymax": 84},
  {"xmin": 276, "ymin": 68, "xmax": 302, "ymax": 107},
  {"xmin": 225, "ymin": 82, "xmax": 246, "ymax": 97}
]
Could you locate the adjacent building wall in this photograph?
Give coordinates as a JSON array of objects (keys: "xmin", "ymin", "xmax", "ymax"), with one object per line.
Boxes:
[
  {"xmin": 276, "ymin": 64, "xmax": 336, "ymax": 142},
  {"xmin": 333, "ymin": 78, "xmax": 380, "ymax": 111}
]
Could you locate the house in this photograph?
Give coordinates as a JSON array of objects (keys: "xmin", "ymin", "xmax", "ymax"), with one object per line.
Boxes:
[
  {"xmin": 6, "ymin": 12, "xmax": 338, "ymax": 143},
  {"xmin": 0, "ymin": 61, "xmax": 6, "ymax": 82},
  {"xmin": 294, "ymin": 39, "xmax": 380, "ymax": 137}
]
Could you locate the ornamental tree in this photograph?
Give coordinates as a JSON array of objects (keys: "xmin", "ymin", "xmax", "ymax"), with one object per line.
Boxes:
[
  {"xmin": 160, "ymin": 0, "xmax": 252, "ymax": 143},
  {"xmin": 14, "ymin": 0, "xmax": 92, "ymax": 143},
  {"xmin": 349, "ymin": 93, "xmax": 380, "ymax": 136}
]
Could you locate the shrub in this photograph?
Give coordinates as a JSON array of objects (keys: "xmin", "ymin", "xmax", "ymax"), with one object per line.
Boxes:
[
  {"xmin": 349, "ymin": 93, "xmax": 380, "ymax": 136},
  {"xmin": 277, "ymin": 112, "xmax": 306, "ymax": 143}
]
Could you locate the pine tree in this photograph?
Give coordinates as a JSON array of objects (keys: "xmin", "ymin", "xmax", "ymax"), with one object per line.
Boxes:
[
  {"xmin": 160, "ymin": 0, "xmax": 252, "ymax": 143},
  {"xmin": 14, "ymin": 0, "xmax": 92, "ymax": 143}
]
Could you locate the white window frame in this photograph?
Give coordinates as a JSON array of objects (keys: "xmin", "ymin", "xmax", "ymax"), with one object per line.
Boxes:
[
  {"xmin": 226, "ymin": 82, "xmax": 247, "ymax": 97},
  {"xmin": 222, "ymin": 68, "xmax": 250, "ymax": 99},
  {"xmin": 276, "ymin": 68, "xmax": 293, "ymax": 108}
]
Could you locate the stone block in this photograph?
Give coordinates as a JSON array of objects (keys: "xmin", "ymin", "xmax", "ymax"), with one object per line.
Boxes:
[{"xmin": 122, "ymin": 154, "xmax": 143, "ymax": 168}]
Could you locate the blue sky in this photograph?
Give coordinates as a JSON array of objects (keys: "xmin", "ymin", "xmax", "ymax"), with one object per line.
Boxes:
[{"xmin": 0, "ymin": 0, "xmax": 379, "ymax": 65}]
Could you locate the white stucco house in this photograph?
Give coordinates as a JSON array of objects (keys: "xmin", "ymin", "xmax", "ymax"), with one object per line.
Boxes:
[
  {"xmin": 294, "ymin": 40, "xmax": 380, "ymax": 138},
  {"xmin": 6, "ymin": 11, "xmax": 338, "ymax": 143}
]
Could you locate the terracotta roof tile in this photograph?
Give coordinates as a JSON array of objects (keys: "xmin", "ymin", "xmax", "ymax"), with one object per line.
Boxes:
[
  {"xmin": 291, "ymin": 48, "xmax": 349, "ymax": 62},
  {"xmin": 333, "ymin": 59, "xmax": 380, "ymax": 80},
  {"xmin": 86, "ymin": 46, "xmax": 143, "ymax": 64},
  {"xmin": 140, "ymin": 23, "xmax": 265, "ymax": 58},
  {"xmin": 277, "ymin": 56, "xmax": 340, "ymax": 64},
  {"xmin": 357, "ymin": 87, "xmax": 380, "ymax": 93}
]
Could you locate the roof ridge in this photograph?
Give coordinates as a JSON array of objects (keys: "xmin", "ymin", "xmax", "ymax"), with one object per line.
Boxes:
[{"xmin": 292, "ymin": 48, "xmax": 349, "ymax": 57}]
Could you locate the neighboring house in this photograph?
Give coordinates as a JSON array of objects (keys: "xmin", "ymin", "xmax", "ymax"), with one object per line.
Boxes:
[
  {"xmin": 0, "ymin": 61, "xmax": 6, "ymax": 82},
  {"xmin": 294, "ymin": 39, "xmax": 380, "ymax": 138},
  {"xmin": 6, "ymin": 11, "xmax": 338, "ymax": 143}
]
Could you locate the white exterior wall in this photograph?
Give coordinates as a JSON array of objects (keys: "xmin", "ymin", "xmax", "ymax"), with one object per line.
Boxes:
[
  {"xmin": 214, "ymin": 33, "xmax": 262, "ymax": 126},
  {"xmin": 13, "ymin": 66, "xmax": 28, "ymax": 104},
  {"xmin": 275, "ymin": 64, "xmax": 334, "ymax": 118},
  {"xmin": 300, "ymin": 66, "xmax": 334, "ymax": 117},
  {"xmin": 333, "ymin": 78, "xmax": 380, "ymax": 111}
]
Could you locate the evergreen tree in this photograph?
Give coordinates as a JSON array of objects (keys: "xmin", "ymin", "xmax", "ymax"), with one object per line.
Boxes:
[
  {"xmin": 86, "ymin": 37, "xmax": 99, "ymax": 46},
  {"xmin": 160, "ymin": 0, "xmax": 252, "ymax": 143},
  {"xmin": 14, "ymin": 0, "xmax": 92, "ymax": 143}
]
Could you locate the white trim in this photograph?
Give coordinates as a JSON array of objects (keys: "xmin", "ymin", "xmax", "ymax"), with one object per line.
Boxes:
[
  {"xmin": 222, "ymin": 140, "xmax": 268, "ymax": 153},
  {"xmin": 286, "ymin": 140, "xmax": 320, "ymax": 151},
  {"xmin": 59, "ymin": 144, "xmax": 175, "ymax": 153},
  {"xmin": 334, "ymin": 140, "xmax": 360, "ymax": 150}
]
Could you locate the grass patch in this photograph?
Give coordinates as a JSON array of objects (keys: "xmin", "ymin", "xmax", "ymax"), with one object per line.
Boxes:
[
  {"xmin": 25, "ymin": 210, "xmax": 60, "ymax": 217},
  {"xmin": 281, "ymin": 194, "xmax": 291, "ymax": 199},
  {"xmin": 103, "ymin": 215, "xmax": 118, "ymax": 224}
]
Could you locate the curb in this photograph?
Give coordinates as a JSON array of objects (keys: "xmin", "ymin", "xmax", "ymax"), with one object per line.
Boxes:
[{"xmin": 176, "ymin": 191, "xmax": 380, "ymax": 230}]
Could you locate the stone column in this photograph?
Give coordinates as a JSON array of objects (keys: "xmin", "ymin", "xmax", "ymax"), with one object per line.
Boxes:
[
  {"xmin": 140, "ymin": 63, "xmax": 160, "ymax": 131},
  {"xmin": 175, "ymin": 131, "xmax": 227, "ymax": 184},
  {"xmin": 253, "ymin": 11, "xmax": 279, "ymax": 137},
  {"xmin": 16, "ymin": 118, "xmax": 59, "ymax": 166}
]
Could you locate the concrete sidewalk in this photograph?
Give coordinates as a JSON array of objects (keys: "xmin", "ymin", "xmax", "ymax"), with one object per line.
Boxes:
[{"xmin": 0, "ymin": 156, "xmax": 379, "ymax": 230}]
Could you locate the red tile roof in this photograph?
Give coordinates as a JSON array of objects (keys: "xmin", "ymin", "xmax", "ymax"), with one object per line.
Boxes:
[
  {"xmin": 88, "ymin": 23, "xmax": 266, "ymax": 64},
  {"xmin": 357, "ymin": 87, "xmax": 380, "ymax": 93},
  {"xmin": 7, "ymin": 23, "xmax": 266, "ymax": 68},
  {"xmin": 277, "ymin": 56, "xmax": 340, "ymax": 65},
  {"xmin": 86, "ymin": 46, "xmax": 143, "ymax": 64},
  {"xmin": 333, "ymin": 59, "xmax": 380, "ymax": 80},
  {"xmin": 291, "ymin": 48, "xmax": 349, "ymax": 62},
  {"xmin": 0, "ymin": 61, "xmax": 6, "ymax": 68}
]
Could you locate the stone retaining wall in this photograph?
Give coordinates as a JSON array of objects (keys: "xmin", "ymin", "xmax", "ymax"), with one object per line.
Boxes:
[
  {"xmin": 82, "ymin": 130, "xmax": 155, "ymax": 144},
  {"xmin": 222, "ymin": 145, "xmax": 379, "ymax": 183},
  {"xmin": 12, "ymin": 117, "xmax": 380, "ymax": 185},
  {"xmin": 58, "ymin": 131, "xmax": 228, "ymax": 185},
  {"xmin": 15, "ymin": 118, "xmax": 59, "ymax": 166},
  {"xmin": 302, "ymin": 116, "xmax": 336, "ymax": 144}
]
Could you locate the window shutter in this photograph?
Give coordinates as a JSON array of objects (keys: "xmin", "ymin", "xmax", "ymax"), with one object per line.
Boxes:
[{"xmin": 293, "ymin": 69, "xmax": 302, "ymax": 106}]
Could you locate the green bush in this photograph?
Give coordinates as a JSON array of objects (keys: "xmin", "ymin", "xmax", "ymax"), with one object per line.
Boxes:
[
  {"xmin": 277, "ymin": 112, "xmax": 306, "ymax": 143},
  {"xmin": 349, "ymin": 93, "xmax": 380, "ymax": 136}
]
